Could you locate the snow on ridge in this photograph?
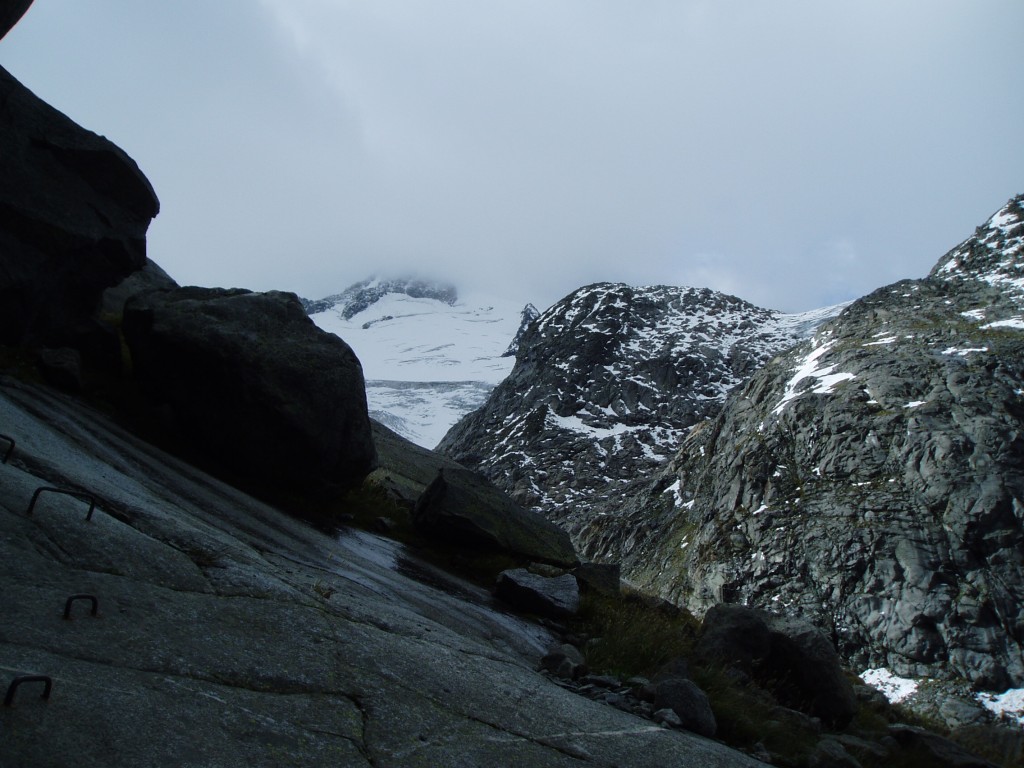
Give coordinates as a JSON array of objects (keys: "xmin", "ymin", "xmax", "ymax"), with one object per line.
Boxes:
[
  {"xmin": 936, "ymin": 196, "xmax": 1024, "ymax": 283},
  {"xmin": 771, "ymin": 340, "xmax": 856, "ymax": 416}
]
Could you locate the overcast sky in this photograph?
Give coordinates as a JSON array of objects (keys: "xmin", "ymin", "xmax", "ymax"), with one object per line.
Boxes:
[{"xmin": 2, "ymin": 1, "xmax": 1021, "ymax": 312}]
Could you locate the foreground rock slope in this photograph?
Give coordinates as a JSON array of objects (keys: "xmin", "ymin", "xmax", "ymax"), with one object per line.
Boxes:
[
  {"xmin": 618, "ymin": 195, "xmax": 1024, "ymax": 690},
  {"xmin": 0, "ymin": 378, "xmax": 763, "ymax": 767}
]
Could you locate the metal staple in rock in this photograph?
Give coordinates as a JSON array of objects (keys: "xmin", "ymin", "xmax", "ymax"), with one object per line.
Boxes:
[
  {"xmin": 63, "ymin": 594, "xmax": 99, "ymax": 620},
  {"xmin": 3, "ymin": 675, "xmax": 53, "ymax": 707},
  {"xmin": 26, "ymin": 486, "xmax": 99, "ymax": 521}
]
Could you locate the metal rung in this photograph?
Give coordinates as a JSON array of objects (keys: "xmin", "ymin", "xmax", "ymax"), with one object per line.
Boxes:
[
  {"xmin": 63, "ymin": 594, "xmax": 99, "ymax": 620},
  {"xmin": 3, "ymin": 675, "xmax": 53, "ymax": 707},
  {"xmin": 26, "ymin": 487, "xmax": 99, "ymax": 521}
]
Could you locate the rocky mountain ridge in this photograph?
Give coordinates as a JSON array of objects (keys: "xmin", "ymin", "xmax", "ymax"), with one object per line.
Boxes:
[
  {"xmin": 577, "ymin": 195, "xmax": 1024, "ymax": 691},
  {"xmin": 439, "ymin": 282, "xmax": 845, "ymax": 542}
]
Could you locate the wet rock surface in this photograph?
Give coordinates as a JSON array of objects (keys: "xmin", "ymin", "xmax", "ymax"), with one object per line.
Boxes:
[{"xmin": 0, "ymin": 379, "xmax": 765, "ymax": 767}]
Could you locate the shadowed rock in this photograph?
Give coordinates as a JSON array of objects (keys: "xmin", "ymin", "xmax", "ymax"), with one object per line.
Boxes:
[
  {"xmin": 123, "ymin": 287, "xmax": 376, "ymax": 497},
  {"xmin": 495, "ymin": 568, "xmax": 580, "ymax": 618},
  {"xmin": 653, "ymin": 678, "xmax": 717, "ymax": 738},
  {"xmin": 696, "ymin": 604, "xmax": 856, "ymax": 728},
  {"xmin": 0, "ymin": 0, "xmax": 32, "ymax": 40},
  {"xmin": 413, "ymin": 465, "xmax": 578, "ymax": 567},
  {"xmin": 0, "ymin": 64, "xmax": 158, "ymax": 357}
]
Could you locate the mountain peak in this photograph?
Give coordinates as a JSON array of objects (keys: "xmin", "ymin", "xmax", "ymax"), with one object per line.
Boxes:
[
  {"xmin": 931, "ymin": 193, "xmax": 1024, "ymax": 288},
  {"xmin": 302, "ymin": 276, "xmax": 458, "ymax": 319}
]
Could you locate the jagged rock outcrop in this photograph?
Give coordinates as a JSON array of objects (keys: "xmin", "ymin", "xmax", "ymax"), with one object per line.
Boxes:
[
  {"xmin": 123, "ymin": 287, "xmax": 377, "ymax": 497},
  {"xmin": 439, "ymin": 282, "xmax": 841, "ymax": 547},
  {"xmin": 618, "ymin": 195, "xmax": 1024, "ymax": 690},
  {"xmin": 0, "ymin": 63, "xmax": 158, "ymax": 361},
  {"xmin": 503, "ymin": 302, "xmax": 541, "ymax": 357}
]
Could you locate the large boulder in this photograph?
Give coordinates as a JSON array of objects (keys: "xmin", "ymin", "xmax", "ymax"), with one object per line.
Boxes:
[
  {"xmin": 0, "ymin": 64, "xmax": 159, "ymax": 357},
  {"xmin": 495, "ymin": 568, "xmax": 580, "ymax": 618},
  {"xmin": 122, "ymin": 287, "xmax": 376, "ymax": 497},
  {"xmin": 413, "ymin": 465, "xmax": 578, "ymax": 567},
  {"xmin": 696, "ymin": 604, "xmax": 857, "ymax": 728}
]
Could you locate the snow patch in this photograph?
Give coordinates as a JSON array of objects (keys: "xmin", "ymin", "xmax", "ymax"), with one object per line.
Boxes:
[
  {"xmin": 976, "ymin": 688, "xmax": 1024, "ymax": 726},
  {"xmin": 771, "ymin": 341, "xmax": 855, "ymax": 416},
  {"xmin": 983, "ymin": 318, "xmax": 1024, "ymax": 330},
  {"xmin": 942, "ymin": 346, "xmax": 989, "ymax": 357},
  {"xmin": 860, "ymin": 669, "xmax": 919, "ymax": 704}
]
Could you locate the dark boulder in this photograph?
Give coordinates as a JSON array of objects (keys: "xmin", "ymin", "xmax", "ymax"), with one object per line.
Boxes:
[
  {"xmin": 122, "ymin": 287, "xmax": 376, "ymax": 496},
  {"xmin": 573, "ymin": 561, "xmax": 621, "ymax": 595},
  {"xmin": 886, "ymin": 725, "xmax": 998, "ymax": 768},
  {"xmin": 763, "ymin": 613, "xmax": 858, "ymax": 729},
  {"xmin": 540, "ymin": 643, "xmax": 587, "ymax": 680},
  {"xmin": 696, "ymin": 604, "xmax": 857, "ymax": 728},
  {"xmin": 413, "ymin": 465, "xmax": 578, "ymax": 567},
  {"xmin": 0, "ymin": 0, "xmax": 32, "ymax": 40},
  {"xmin": 694, "ymin": 603, "xmax": 771, "ymax": 669},
  {"xmin": 100, "ymin": 258, "xmax": 178, "ymax": 317},
  {"xmin": 495, "ymin": 568, "xmax": 580, "ymax": 618},
  {"xmin": 0, "ymin": 64, "xmax": 159, "ymax": 358},
  {"xmin": 653, "ymin": 678, "xmax": 717, "ymax": 738}
]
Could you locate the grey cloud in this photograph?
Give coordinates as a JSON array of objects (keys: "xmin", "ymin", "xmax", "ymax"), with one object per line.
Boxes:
[{"xmin": 2, "ymin": 0, "xmax": 1021, "ymax": 312}]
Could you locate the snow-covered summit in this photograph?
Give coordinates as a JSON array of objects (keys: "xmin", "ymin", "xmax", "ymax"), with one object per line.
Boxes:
[
  {"xmin": 931, "ymin": 193, "xmax": 1024, "ymax": 330},
  {"xmin": 305, "ymin": 278, "xmax": 529, "ymax": 448},
  {"xmin": 933, "ymin": 194, "xmax": 1024, "ymax": 289}
]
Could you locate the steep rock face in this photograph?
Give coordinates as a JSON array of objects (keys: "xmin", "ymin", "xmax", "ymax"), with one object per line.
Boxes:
[
  {"xmin": 624, "ymin": 195, "xmax": 1024, "ymax": 690},
  {"xmin": 439, "ymin": 282, "xmax": 840, "ymax": 546},
  {"xmin": 0, "ymin": 64, "xmax": 159, "ymax": 355},
  {"xmin": 123, "ymin": 287, "xmax": 377, "ymax": 497}
]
